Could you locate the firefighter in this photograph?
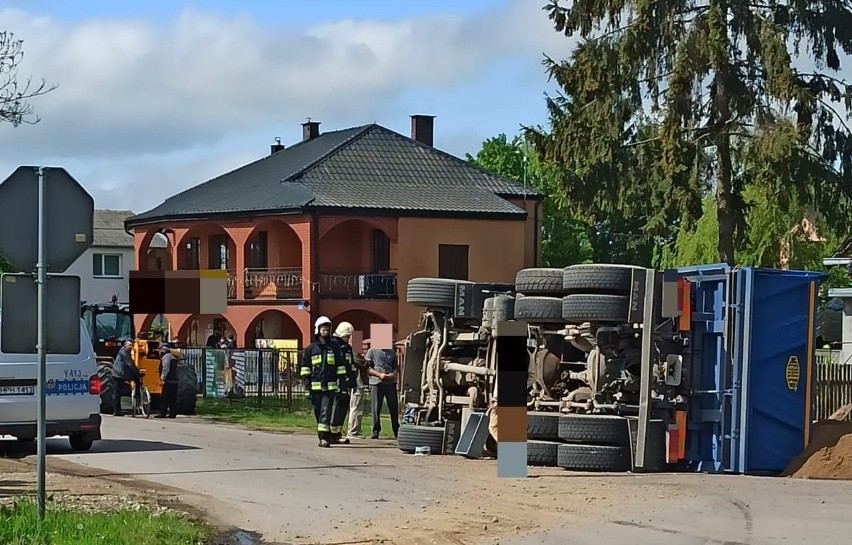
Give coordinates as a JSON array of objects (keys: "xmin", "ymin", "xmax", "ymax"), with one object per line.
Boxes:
[
  {"xmin": 330, "ymin": 321, "xmax": 358, "ymax": 444},
  {"xmin": 301, "ymin": 316, "xmax": 347, "ymax": 448}
]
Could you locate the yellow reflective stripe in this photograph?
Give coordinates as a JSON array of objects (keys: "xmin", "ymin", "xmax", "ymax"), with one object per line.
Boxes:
[
  {"xmin": 330, "ymin": 426, "xmax": 342, "ymax": 433},
  {"xmin": 311, "ymin": 382, "xmax": 323, "ymax": 390},
  {"xmin": 311, "ymin": 355, "xmax": 322, "ymax": 366},
  {"xmin": 317, "ymin": 424, "xmax": 330, "ymax": 432},
  {"xmin": 327, "ymin": 383, "xmax": 339, "ymax": 391},
  {"xmin": 337, "ymin": 366, "xmax": 347, "ymax": 375},
  {"xmin": 300, "ymin": 368, "xmax": 311, "ymax": 377}
]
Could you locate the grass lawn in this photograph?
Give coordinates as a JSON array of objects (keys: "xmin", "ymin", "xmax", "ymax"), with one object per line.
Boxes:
[
  {"xmin": 0, "ymin": 499, "xmax": 208, "ymax": 545},
  {"xmin": 194, "ymin": 395, "xmax": 397, "ymax": 438}
]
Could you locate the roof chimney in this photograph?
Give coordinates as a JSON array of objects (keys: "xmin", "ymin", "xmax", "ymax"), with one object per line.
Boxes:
[
  {"xmin": 270, "ymin": 137, "xmax": 285, "ymax": 155},
  {"xmin": 302, "ymin": 120, "xmax": 321, "ymax": 142},
  {"xmin": 410, "ymin": 114, "xmax": 435, "ymax": 147}
]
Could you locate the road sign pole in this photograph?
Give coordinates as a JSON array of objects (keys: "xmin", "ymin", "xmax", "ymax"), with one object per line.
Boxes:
[{"xmin": 36, "ymin": 166, "xmax": 47, "ymax": 520}]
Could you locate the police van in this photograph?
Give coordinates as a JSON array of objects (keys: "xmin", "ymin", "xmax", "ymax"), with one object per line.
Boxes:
[{"xmin": 0, "ymin": 311, "xmax": 103, "ymax": 451}]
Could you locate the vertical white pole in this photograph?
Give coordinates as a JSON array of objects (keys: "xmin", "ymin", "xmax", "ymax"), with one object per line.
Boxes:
[{"xmin": 36, "ymin": 166, "xmax": 47, "ymax": 520}]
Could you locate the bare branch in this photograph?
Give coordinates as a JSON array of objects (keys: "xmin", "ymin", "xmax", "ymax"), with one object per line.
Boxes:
[{"xmin": 0, "ymin": 31, "xmax": 58, "ymax": 127}]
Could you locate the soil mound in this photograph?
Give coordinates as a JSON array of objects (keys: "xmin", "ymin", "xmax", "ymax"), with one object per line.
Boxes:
[{"xmin": 781, "ymin": 420, "xmax": 852, "ymax": 480}]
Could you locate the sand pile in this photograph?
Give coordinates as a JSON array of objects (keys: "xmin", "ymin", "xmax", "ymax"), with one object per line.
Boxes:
[{"xmin": 781, "ymin": 420, "xmax": 852, "ymax": 480}]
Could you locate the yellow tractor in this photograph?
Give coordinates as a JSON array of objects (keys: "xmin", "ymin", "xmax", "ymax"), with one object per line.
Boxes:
[{"xmin": 82, "ymin": 300, "xmax": 199, "ymax": 415}]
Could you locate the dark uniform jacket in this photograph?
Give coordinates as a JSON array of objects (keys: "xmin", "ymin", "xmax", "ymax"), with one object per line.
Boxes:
[
  {"xmin": 112, "ymin": 346, "xmax": 140, "ymax": 380},
  {"xmin": 333, "ymin": 337, "xmax": 358, "ymax": 391},
  {"xmin": 300, "ymin": 336, "xmax": 346, "ymax": 392}
]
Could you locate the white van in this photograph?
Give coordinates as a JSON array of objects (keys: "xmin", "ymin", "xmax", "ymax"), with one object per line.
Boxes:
[{"xmin": 0, "ymin": 312, "xmax": 103, "ymax": 451}]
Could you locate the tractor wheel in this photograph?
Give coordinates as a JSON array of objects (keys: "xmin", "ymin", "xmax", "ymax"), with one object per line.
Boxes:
[
  {"xmin": 397, "ymin": 424, "xmax": 446, "ymax": 454},
  {"xmin": 176, "ymin": 363, "xmax": 199, "ymax": 415},
  {"xmin": 561, "ymin": 294, "xmax": 630, "ymax": 324},
  {"xmin": 515, "ymin": 268, "xmax": 565, "ymax": 296},
  {"xmin": 406, "ymin": 278, "xmax": 472, "ymax": 309},
  {"xmin": 513, "ymin": 296, "xmax": 563, "ymax": 323},
  {"xmin": 527, "ymin": 412, "xmax": 560, "ymax": 441},
  {"xmin": 557, "ymin": 444, "xmax": 632, "ymax": 472},
  {"xmin": 97, "ymin": 362, "xmax": 114, "ymax": 414},
  {"xmin": 562, "ymin": 264, "xmax": 646, "ymax": 295},
  {"xmin": 557, "ymin": 414, "xmax": 631, "ymax": 446}
]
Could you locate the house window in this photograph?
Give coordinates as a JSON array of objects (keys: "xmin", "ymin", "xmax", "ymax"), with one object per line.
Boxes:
[
  {"xmin": 248, "ymin": 231, "xmax": 268, "ymax": 269},
  {"xmin": 438, "ymin": 244, "xmax": 469, "ymax": 281},
  {"xmin": 93, "ymin": 253, "xmax": 122, "ymax": 278},
  {"xmin": 209, "ymin": 235, "xmax": 229, "ymax": 270},
  {"xmin": 185, "ymin": 238, "xmax": 200, "ymax": 270}
]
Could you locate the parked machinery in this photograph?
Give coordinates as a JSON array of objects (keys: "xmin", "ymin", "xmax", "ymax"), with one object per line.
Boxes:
[{"xmin": 81, "ymin": 299, "xmax": 199, "ymax": 416}]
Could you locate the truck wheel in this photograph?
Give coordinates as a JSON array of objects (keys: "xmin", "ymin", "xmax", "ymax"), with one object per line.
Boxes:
[
  {"xmin": 528, "ymin": 440, "xmax": 560, "ymax": 466},
  {"xmin": 561, "ymin": 294, "xmax": 629, "ymax": 323},
  {"xmin": 515, "ymin": 268, "xmax": 565, "ymax": 295},
  {"xmin": 491, "ymin": 295, "xmax": 515, "ymax": 323},
  {"xmin": 558, "ymin": 414, "xmax": 631, "ymax": 445},
  {"xmin": 557, "ymin": 444, "xmax": 631, "ymax": 472},
  {"xmin": 97, "ymin": 362, "xmax": 114, "ymax": 414},
  {"xmin": 482, "ymin": 297, "xmax": 494, "ymax": 327},
  {"xmin": 514, "ymin": 296, "xmax": 563, "ymax": 323},
  {"xmin": 406, "ymin": 278, "xmax": 472, "ymax": 308},
  {"xmin": 562, "ymin": 264, "xmax": 645, "ymax": 295},
  {"xmin": 527, "ymin": 412, "xmax": 560, "ymax": 440},
  {"xmin": 397, "ymin": 425, "xmax": 446, "ymax": 454},
  {"xmin": 176, "ymin": 364, "xmax": 199, "ymax": 415}
]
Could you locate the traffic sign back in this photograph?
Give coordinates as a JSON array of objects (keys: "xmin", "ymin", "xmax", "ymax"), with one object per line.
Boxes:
[
  {"xmin": 0, "ymin": 166, "xmax": 94, "ymax": 273},
  {"xmin": 0, "ymin": 273, "xmax": 81, "ymax": 354}
]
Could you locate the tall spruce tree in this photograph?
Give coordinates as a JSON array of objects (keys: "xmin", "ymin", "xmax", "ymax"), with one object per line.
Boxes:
[{"xmin": 525, "ymin": 0, "xmax": 852, "ymax": 265}]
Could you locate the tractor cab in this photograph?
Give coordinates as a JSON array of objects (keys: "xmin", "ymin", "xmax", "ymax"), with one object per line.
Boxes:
[{"xmin": 81, "ymin": 295, "xmax": 135, "ymax": 363}]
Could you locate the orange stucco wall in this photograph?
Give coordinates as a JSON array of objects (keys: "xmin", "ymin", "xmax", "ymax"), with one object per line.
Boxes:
[
  {"xmin": 395, "ymin": 216, "xmax": 528, "ymax": 337},
  {"xmin": 507, "ymin": 198, "xmax": 541, "ymax": 269}
]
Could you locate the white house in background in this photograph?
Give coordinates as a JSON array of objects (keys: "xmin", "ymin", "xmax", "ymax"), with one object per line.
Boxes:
[{"xmin": 66, "ymin": 209, "xmax": 165, "ymax": 304}]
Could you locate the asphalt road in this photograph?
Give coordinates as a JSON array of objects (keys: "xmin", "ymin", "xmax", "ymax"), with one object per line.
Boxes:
[{"xmin": 6, "ymin": 415, "xmax": 850, "ymax": 545}]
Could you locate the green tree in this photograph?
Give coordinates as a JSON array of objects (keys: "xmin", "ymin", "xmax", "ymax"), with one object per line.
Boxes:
[
  {"xmin": 0, "ymin": 254, "xmax": 11, "ymax": 273},
  {"xmin": 466, "ymin": 133, "xmax": 594, "ymax": 266},
  {"xmin": 526, "ymin": 0, "xmax": 852, "ymax": 266},
  {"xmin": 1, "ymin": 31, "xmax": 56, "ymax": 126}
]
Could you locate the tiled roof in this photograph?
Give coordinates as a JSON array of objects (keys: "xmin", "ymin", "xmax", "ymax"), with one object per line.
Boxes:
[
  {"xmin": 92, "ymin": 209, "xmax": 135, "ymax": 247},
  {"xmin": 126, "ymin": 123, "xmax": 542, "ymax": 228}
]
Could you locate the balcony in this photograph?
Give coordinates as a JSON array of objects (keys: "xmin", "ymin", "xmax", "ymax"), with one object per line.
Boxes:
[
  {"xmin": 319, "ymin": 272, "xmax": 397, "ymax": 299},
  {"xmin": 225, "ymin": 268, "xmax": 304, "ymax": 301}
]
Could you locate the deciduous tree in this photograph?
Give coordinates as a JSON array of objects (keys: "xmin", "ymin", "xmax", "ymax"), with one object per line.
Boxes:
[{"xmin": 1, "ymin": 31, "xmax": 56, "ymax": 126}]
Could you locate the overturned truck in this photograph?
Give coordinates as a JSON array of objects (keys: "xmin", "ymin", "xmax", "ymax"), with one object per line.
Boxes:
[{"xmin": 398, "ymin": 264, "xmax": 690, "ymax": 472}]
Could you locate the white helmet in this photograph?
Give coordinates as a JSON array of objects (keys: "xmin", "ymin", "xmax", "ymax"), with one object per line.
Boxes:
[
  {"xmin": 314, "ymin": 316, "xmax": 332, "ymax": 335},
  {"xmin": 335, "ymin": 321, "xmax": 354, "ymax": 338}
]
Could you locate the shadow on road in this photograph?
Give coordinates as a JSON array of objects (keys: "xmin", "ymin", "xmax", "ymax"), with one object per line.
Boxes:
[
  {"xmin": 81, "ymin": 463, "xmax": 401, "ymax": 478},
  {"xmin": 0, "ymin": 438, "xmax": 199, "ymax": 458}
]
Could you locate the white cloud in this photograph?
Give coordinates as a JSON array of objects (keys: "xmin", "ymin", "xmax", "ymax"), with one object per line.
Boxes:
[{"xmin": 0, "ymin": 1, "xmax": 569, "ymax": 212}]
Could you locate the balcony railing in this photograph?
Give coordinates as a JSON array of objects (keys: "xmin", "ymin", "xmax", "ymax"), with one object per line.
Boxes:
[
  {"xmin": 223, "ymin": 268, "xmax": 304, "ymax": 301},
  {"xmin": 319, "ymin": 272, "xmax": 397, "ymax": 299}
]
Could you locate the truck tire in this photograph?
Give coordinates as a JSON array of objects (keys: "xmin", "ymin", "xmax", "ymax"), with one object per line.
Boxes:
[
  {"xmin": 527, "ymin": 412, "xmax": 560, "ymax": 440},
  {"xmin": 528, "ymin": 440, "xmax": 560, "ymax": 466},
  {"xmin": 562, "ymin": 294, "xmax": 629, "ymax": 323},
  {"xmin": 514, "ymin": 296, "xmax": 563, "ymax": 323},
  {"xmin": 562, "ymin": 264, "xmax": 645, "ymax": 295},
  {"xmin": 491, "ymin": 295, "xmax": 515, "ymax": 324},
  {"xmin": 558, "ymin": 414, "xmax": 631, "ymax": 445},
  {"xmin": 557, "ymin": 444, "xmax": 632, "ymax": 472},
  {"xmin": 515, "ymin": 268, "xmax": 564, "ymax": 295},
  {"xmin": 397, "ymin": 425, "xmax": 446, "ymax": 454},
  {"xmin": 176, "ymin": 363, "xmax": 199, "ymax": 415},
  {"xmin": 97, "ymin": 362, "xmax": 114, "ymax": 414},
  {"xmin": 482, "ymin": 297, "xmax": 494, "ymax": 327},
  {"xmin": 406, "ymin": 278, "xmax": 471, "ymax": 308}
]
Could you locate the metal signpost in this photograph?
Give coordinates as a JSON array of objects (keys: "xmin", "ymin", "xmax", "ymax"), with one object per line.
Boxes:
[{"xmin": 0, "ymin": 166, "xmax": 94, "ymax": 519}]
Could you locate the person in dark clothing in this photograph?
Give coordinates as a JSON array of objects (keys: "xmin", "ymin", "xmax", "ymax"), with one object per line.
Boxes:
[
  {"xmin": 366, "ymin": 347, "xmax": 400, "ymax": 439},
  {"xmin": 329, "ymin": 321, "xmax": 358, "ymax": 445},
  {"xmin": 111, "ymin": 339, "xmax": 141, "ymax": 417},
  {"xmin": 156, "ymin": 343, "xmax": 179, "ymax": 419},
  {"xmin": 301, "ymin": 316, "xmax": 347, "ymax": 448},
  {"xmin": 206, "ymin": 331, "xmax": 221, "ymax": 348}
]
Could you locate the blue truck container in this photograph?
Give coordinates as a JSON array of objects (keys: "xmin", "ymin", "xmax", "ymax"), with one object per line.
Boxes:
[{"xmin": 676, "ymin": 264, "xmax": 826, "ymax": 475}]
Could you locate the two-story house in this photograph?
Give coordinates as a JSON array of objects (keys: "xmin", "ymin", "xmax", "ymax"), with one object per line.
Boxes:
[
  {"xmin": 124, "ymin": 115, "xmax": 543, "ymax": 348},
  {"xmin": 66, "ymin": 209, "xmax": 166, "ymax": 305}
]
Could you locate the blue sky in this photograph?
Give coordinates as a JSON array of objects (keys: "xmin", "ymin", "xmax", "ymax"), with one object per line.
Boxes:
[{"xmin": 0, "ymin": 1, "xmax": 567, "ymax": 212}]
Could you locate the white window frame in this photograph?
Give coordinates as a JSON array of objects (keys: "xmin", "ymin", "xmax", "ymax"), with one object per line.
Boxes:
[{"xmin": 93, "ymin": 252, "xmax": 123, "ymax": 278}]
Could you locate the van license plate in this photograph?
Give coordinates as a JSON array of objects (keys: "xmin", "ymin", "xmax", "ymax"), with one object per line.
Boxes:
[{"xmin": 0, "ymin": 385, "xmax": 35, "ymax": 395}]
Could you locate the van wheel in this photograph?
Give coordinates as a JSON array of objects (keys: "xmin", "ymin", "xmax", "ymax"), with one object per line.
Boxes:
[{"xmin": 69, "ymin": 435, "xmax": 94, "ymax": 452}]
